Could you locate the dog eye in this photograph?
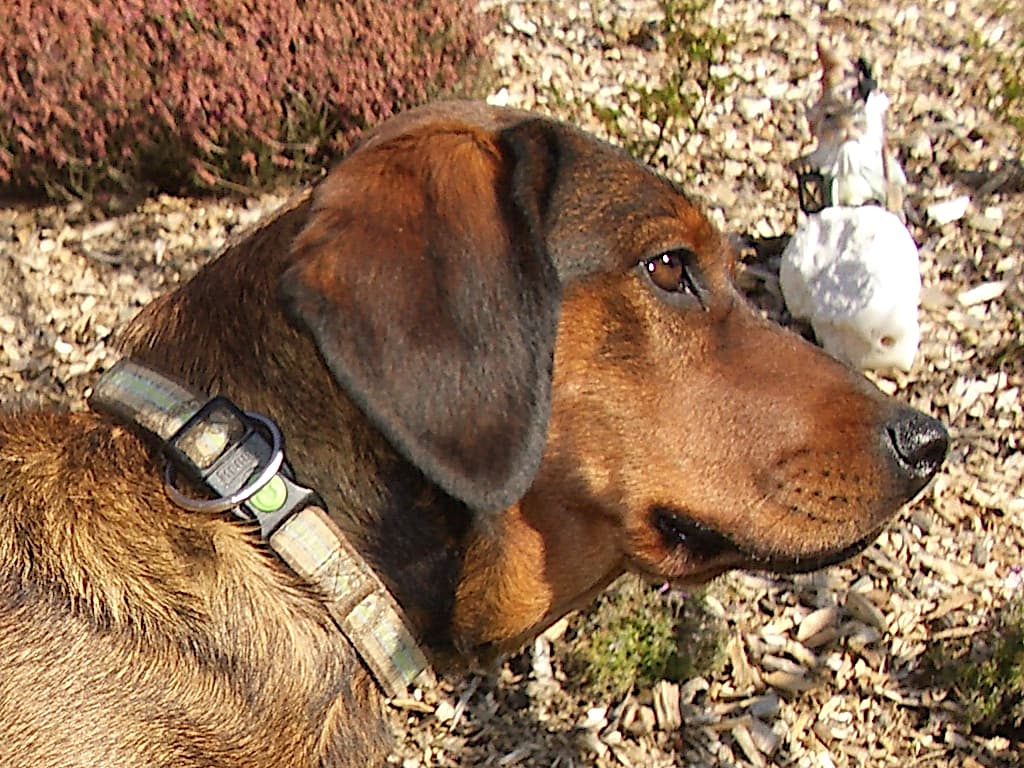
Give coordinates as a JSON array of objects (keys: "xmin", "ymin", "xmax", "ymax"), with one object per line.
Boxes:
[{"xmin": 642, "ymin": 250, "xmax": 702, "ymax": 302}]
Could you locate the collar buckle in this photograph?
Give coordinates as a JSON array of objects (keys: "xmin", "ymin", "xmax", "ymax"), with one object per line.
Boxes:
[{"xmin": 164, "ymin": 397, "xmax": 313, "ymax": 538}]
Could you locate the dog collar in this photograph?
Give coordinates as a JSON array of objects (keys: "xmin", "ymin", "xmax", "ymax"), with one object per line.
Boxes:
[{"xmin": 89, "ymin": 360, "xmax": 432, "ymax": 698}]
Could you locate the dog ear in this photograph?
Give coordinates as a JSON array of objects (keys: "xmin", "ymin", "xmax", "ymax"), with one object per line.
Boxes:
[{"xmin": 280, "ymin": 122, "xmax": 562, "ymax": 514}]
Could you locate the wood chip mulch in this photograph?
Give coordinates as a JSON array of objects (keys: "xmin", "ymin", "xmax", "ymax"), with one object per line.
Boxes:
[{"xmin": 1, "ymin": 1, "xmax": 1020, "ymax": 765}]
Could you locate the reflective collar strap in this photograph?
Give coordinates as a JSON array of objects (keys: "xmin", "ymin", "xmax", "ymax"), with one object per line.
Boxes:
[{"xmin": 89, "ymin": 360, "xmax": 431, "ymax": 698}]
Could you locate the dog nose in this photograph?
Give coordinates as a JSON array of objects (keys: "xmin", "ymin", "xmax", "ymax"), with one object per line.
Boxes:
[{"xmin": 884, "ymin": 407, "xmax": 949, "ymax": 494}]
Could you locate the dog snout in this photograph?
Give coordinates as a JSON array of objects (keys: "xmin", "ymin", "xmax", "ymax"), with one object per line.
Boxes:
[{"xmin": 883, "ymin": 407, "xmax": 949, "ymax": 495}]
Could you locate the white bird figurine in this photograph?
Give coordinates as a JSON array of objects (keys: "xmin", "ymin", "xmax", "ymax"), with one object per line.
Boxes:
[{"xmin": 781, "ymin": 44, "xmax": 921, "ymax": 373}]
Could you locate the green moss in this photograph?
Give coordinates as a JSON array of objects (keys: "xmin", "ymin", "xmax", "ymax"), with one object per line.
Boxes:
[
  {"xmin": 563, "ymin": 576, "xmax": 727, "ymax": 700},
  {"xmin": 924, "ymin": 596, "xmax": 1024, "ymax": 738},
  {"xmin": 622, "ymin": 0, "xmax": 731, "ymax": 165},
  {"xmin": 955, "ymin": 598, "xmax": 1024, "ymax": 736},
  {"xmin": 996, "ymin": 31, "xmax": 1024, "ymax": 134},
  {"xmin": 972, "ymin": 2, "xmax": 1024, "ymax": 137},
  {"xmin": 545, "ymin": 0, "xmax": 730, "ymax": 169}
]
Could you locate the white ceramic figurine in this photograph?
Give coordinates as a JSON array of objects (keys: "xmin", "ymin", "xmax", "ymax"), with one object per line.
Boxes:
[{"xmin": 781, "ymin": 44, "xmax": 921, "ymax": 373}]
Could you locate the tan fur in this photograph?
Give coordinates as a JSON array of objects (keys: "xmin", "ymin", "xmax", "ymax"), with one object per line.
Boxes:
[
  {"xmin": 0, "ymin": 101, "xmax": 944, "ymax": 766},
  {"xmin": 0, "ymin": 411, "xmax": 388, "ymax": 768}
]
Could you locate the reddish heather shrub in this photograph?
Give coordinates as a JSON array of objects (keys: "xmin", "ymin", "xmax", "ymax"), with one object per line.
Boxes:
[{"xmin": 0, "ymin": 0, "xmax": 487, "ymax": 197}]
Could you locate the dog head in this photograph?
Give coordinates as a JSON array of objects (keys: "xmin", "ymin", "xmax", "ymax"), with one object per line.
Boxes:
[
  {"xmin": 129, "ymin": 102, "xmax": 946, "ymax": 660},
  {"xmin": 273, "ymin": 101, "xmax": 947, "ymax": 655}
]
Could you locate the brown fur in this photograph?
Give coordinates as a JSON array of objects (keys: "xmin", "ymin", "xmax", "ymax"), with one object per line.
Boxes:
[{"xmin": 0, "ymin": 101, "xmax": 945, "ymax": 767}]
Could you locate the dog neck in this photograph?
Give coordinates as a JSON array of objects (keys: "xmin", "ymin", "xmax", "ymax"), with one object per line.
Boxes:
[
  {"xmin": 118, "ymin": 199, "xmax": 474, "ymax": 664},
  {"xmin": 90, "ymin": 359, "xmax": 437, "ymax": 696}
]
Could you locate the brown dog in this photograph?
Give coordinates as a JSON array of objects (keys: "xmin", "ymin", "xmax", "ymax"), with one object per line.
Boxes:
[{"xmin": 0, "ymin": 101, "xmax": 947, "ymax": 767}]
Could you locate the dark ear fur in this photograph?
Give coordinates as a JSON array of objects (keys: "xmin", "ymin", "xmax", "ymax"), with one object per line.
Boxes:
[{"xmin": 280, "ymin": 120, "xmax": 562, "ymax": 513}]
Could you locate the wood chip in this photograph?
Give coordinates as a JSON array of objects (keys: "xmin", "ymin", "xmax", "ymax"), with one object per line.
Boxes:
[
  {"xmin": 797, "ymin": 606, "xmax": 841, "ymax": 643},
  {"xmin": 653, "ymin": 681, "xmax": 682, "ymax": 731},
  {"xmin": 957, "ymin": 280, "xmax": 1008, "ymax": 306}
]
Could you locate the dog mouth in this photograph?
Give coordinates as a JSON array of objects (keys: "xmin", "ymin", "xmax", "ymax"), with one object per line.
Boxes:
[
  {"xmin": 653, "ymin": 509, "xmax": 736, "ymax": 562},
  {"xmin": 648, "ymin": 507, "xmax": 879, "ymax": 583}
]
